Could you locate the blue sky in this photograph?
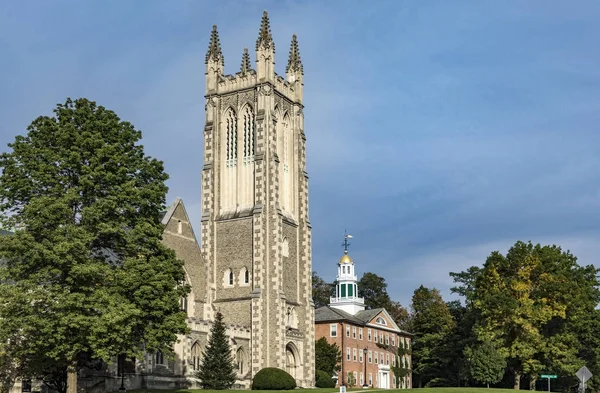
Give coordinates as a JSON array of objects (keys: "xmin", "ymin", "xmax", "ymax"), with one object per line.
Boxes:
[{"xmin": 1, "ymin": 0, "xmax": 599, "ymax": 307}]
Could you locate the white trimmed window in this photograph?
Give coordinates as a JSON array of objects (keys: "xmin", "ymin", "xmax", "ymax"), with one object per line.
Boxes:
[
  {"xmin": 368, "ymin": 350, "xmax": 372, "ymax": 363},
  {"xmin": 353, "ymin": 348, "xmax": 357, "ymax": 362},
  {"xmin": 352, "ymin": 326, "xmax": 357, "ymax": 338},
  {"xmin": 386, "ymin": 333, "xmax": 389, "ymax": 345},
  {"xmin": 374, "ymin": 352, "xmax": 378, "ymax": 364},
  {"xmin": 367, "ymin": 328, "xmax": 372, "ymax": 341},
  {"xmin": 359, "ymin": 328, "xmax": 363, "ymax": 340},
  {"xmin": 392, "ymin": 335, "xmax": 395, "ymax": 346},
  {"xmin": 330, "ymin": 324, "xmax": 337, "ymax": 337},
  {"xmin": 346, "ymin": 325, "xmax": 351, "ymax": 337},
  {"xmin": 359, "ymin": 350, "xmax": 363, "ymax": 363},
  {"xmin": 346, "ymin": 347, "xmax": 351, "ymax": 361}
]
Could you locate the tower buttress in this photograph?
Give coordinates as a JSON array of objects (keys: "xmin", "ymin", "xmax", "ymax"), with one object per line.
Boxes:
[
  {"xmin": 255, "ymin": 11, "xmax": 275, "ymax": 82},
  {"xmin": 205, "ymin": 25, "xmax": 224, "ymax": 94},
  {"xmin": 286, "ymin": 34, "xmax": 304, "ymax": 103}
]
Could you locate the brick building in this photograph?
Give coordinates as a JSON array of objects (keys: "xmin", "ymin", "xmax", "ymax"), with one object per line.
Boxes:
[{"xmin": 315, "ymin": 235, "xmax": 412, "ymax": 389}]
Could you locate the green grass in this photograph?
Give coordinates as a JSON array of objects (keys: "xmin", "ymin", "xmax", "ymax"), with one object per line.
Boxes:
[{"xmin": 128, "ymin": 388, "xmax": 516, "ymax": 393}]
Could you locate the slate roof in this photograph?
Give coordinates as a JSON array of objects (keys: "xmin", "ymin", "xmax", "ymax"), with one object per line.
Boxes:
[
  {"xmin": 354, "ymin": 308, "xmax": 385, "ymax": 323},
  {"xmin": 315, "ymin": 306, "xmax": 364, "ymax": 325}
]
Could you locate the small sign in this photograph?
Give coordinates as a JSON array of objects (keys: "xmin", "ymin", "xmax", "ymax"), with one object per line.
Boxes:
[
  {"xmin": 577, "ymin": 366, "xmax": 593, "ymax": 383},
  {"xmin": 541, "ymin": 375, "xmax": 558, "ymax": 379},
  {"xmin": 340, "ymin": 386, "xmax": 347, "ymax": 393}
]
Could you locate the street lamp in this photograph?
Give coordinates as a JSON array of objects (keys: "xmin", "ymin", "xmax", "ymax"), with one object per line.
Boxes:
[
  {"xmin": 363, "ymin": 348, "xmax": 368, "ymax": 388},
  {"xmin": 118, "ymin": 354, "xmax": 126, "ymax": 391}
]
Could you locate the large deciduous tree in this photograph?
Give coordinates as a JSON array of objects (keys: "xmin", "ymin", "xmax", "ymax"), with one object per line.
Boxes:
[
  {"xmin": 358, "ymin": 272, "xmax": 392, "ymax": 310},
  {"xmin": 410, "ymin": 285, "xmax": 455, "ymax": 388},
  {"xmin": 465, "ymin": 341, "xmax": 506, "ymax": 388},
  {"xmin": 458, "ymin": 241, "xmax": 600, "ymax": 390},
  {"xmin": 312, "ymin": 271, "xmax": 334, "ymax": 308},
  {"xmin": 0, "ymin": 98, "xmax": 189, "ymax": 393}
]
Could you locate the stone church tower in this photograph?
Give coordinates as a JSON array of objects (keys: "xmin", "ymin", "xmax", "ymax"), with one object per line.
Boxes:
[{"xmin": 200, "ymin": 11, "xmax": 314, "ymax": 387}]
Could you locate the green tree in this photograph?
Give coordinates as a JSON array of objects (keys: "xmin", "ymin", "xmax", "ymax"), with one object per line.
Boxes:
[
  {"xmin": 358, "ymin": 272, "xmax": 392, "ymax": 310},
  {"xmin": 0, "ymin": 98, "xmax": 189, "ymax": 393},
  {"xmin": 465, "ymin": 341, "xmax": 507, "ymax": 388},
  {"xmin": 315, "ymin": 337, "xmax": 341, "ymax": 376},
  {"xmin": 465, "ymin": 241, "xmax": 600, "ymax": 390},
  {"xmin": 312, "ymin": 271, "xmax": 334, "ymax": 308},
  {"xmin": 388, "ymin": 300, "xmax": 411, "ymax": 331},
  {"xmin": 197, "ymin": 311, "xmax": 237, "ymax": 389},
  {"xmin": 410, "ymin": 285, "xmax": 455, "ymax": 387}
]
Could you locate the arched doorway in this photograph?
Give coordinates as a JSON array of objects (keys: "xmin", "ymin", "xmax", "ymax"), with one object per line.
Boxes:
[{"xmin": 285, "ymin": 344, "xmax": 297, "ymax": 379}]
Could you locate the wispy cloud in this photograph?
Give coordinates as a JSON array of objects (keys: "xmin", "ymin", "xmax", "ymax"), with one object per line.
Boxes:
[{"xmin": 1, "ymin": 0, "xmax": 598, "ymax": 308}]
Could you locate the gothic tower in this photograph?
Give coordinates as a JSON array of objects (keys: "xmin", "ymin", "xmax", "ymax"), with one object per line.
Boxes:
[{"xmin": 201, "ymin": 12, "xmax": 314, "ymax": 387}]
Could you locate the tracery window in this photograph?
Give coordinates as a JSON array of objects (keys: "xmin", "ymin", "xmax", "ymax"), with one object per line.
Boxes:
[
  {"xmin": 242, "ymin": 105, "xmax": 255, "ymax": 163},
  {"xmin": 225, "ymin": 108, "xmax": 237, "ymax": 165}
]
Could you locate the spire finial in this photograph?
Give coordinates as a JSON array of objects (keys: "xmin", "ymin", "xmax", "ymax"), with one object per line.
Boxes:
[
  {"xmin": 240, "ymin": 48, "xmax": 252, "ymax": 74},
  {"xmin": 286, "ymin": 34, "xmax": 303, "ymax": 75},
  {"xmin": 206, "ymin": 25, "xmax": 224, "ymax": 65},
  {"xmin": 256, "ymin": 10, "xmax": 274, "ymax": 51},
  {"xmin": 342, "ymin": 230, "xmax": 353, "ymax": 254}
]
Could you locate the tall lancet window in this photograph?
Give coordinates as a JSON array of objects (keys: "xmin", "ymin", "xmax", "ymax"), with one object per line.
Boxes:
[
  {"xmin": 221, "ymin": 107, "xmax": 238, "ymax": 212},
  {"xmin": 242, "ymin": 105, "xmax": 255, "ymax": 164},
  {"xmin": 225, "ymin": 108, "xmax": 237, "ymax": 167}
]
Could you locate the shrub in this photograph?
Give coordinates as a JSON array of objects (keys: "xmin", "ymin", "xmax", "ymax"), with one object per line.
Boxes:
[
  {"xmin": 252, "ymin": 367, "xmax": 296, "ymax": 390},
  {"xmin": 315, "ymin": 370, "xmax": 335, "ymax": 388}
]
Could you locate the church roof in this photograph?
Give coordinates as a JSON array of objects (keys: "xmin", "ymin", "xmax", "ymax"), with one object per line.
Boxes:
[{"xmin": 354, "ymin": 308, "xmax": 385, "ymax": 322}]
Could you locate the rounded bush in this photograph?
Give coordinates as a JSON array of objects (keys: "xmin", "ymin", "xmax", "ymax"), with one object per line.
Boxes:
[
  {"xmin": 315, "ymin": 370, "xmax": 336, "ymax": 388},
  {"xmin": 252, "ymin": 367, "xmax": 296, "ymax": 390}
]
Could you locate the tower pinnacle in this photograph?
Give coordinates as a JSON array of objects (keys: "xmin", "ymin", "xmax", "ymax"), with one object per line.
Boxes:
[
  {"xmin": 255, "ymin": 11, "xmax": 274, "ymax": 51},
  {"xmin": 286, "ymin": 34, "xmax": 303, "ymax": 74},
  {"xmin": 342, "ymin": 230, "xmax": 353, "ymax": 254},
  {"xmin": 240, "ymin": 48, "xmax": 252, "ymax": 74},
  {"xmin": 205, "ymin": 25, "xmax": 224, "ymax": 64}
]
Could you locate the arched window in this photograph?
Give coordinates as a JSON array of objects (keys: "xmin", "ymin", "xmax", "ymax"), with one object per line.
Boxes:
[
  {"xmin": 241, "ymin": 105, "xmax": 255, "ymax": 162},
  {"xmin": 376, "ymin": 317, "xmax": 387, "ymax": 325},
  {"xmin": 240, "ymin": 267, "xmax": 250, "ymax": 286},
  {"xmin": 236, "ymin": 348, "xmax": 246, "ymax": 375},
  {"xmin": 225, "ymin": 108, "xmax": 237, "ymax": 165},
  {"xmin": 282, "ymin": 237, "xmax": 289, "ymax": 257},
  {"xmin": 191, "ymin": 342, "xmax": 202, "ymax": 371},
  {"xmin": 224, "ymin": 268, "xmax": 234, "ymax": 287}
]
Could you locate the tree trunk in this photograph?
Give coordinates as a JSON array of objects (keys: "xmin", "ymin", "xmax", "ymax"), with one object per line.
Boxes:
[
  {"xmin": 530, "ymin": 376, "xmax": 537, "ymax": 391},
  {"xmin": 66, "ymin": 366, "xmax": 77, "ymax": 393},
  {"xmin": 514, "ymin": 371, "xmax": 521, "ymax": 390},
  {"xmin": 488, "ymin": 383, "xmax": 490, "ymax": 388}
]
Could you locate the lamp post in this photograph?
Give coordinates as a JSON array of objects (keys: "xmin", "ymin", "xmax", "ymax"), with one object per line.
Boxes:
[
  {"xmin": 363, "ymin": 348, "xmax": 368, "ymax": 388},
  {"xmin": 118, "ymin": 354, "xmax": 126, "ymax": 391}
]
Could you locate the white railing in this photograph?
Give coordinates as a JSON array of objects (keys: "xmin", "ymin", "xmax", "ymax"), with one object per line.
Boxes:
[{"xmin": 330, "ymin": 296, "xmax": 364, "ymax": 304}]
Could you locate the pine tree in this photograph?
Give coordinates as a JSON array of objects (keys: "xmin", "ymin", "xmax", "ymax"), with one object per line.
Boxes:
[{"xmin": 197, "ymin": 311, "xmax": 237, "ymax": 389}]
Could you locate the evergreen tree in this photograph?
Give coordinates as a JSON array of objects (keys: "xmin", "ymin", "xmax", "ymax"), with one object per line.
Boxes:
[
  {"xmin": 315, "ymin": 337, "xmax": 341, "ymax": 376},
  {"xmin": 197, "ymin": 311, "xmax": 237, "ymax": 389}
]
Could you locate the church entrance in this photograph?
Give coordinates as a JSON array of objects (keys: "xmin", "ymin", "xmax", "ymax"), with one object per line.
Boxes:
[{"xmin": 285, "ymin": 344, "xmax": 296, "ymax": 379}]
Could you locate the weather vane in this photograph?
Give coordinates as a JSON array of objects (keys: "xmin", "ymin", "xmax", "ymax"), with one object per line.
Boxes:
[{"xmin": 342, "ymin": 230, "xmax": 353, "ymax": 252}]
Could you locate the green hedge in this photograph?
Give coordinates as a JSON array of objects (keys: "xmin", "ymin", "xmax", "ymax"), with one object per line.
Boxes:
[
  {"xmin": 315, "ymin": 370, "xmax": 336, "ymax": 388},
  {"xmin": 252, "ymin": 367, "xmax": 296, "ymax": 390}
]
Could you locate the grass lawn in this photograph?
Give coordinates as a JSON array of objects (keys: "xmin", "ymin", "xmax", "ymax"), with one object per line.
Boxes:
[{"xmin": 128, "ymin": 388, "xmax": 515, "ymax": 393}]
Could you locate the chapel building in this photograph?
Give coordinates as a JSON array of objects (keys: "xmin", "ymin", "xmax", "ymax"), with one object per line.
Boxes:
[
  {"xmin": 315, "ymin": 237, "xmax": 412, "ymax": 389},
  {"xmin": 153, "ymin": 11, "xmax": 315, "ymax": 389}
]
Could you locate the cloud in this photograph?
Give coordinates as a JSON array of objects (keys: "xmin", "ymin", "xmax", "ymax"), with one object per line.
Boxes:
[{"xmin": 1, "ymin": 0, "xmax": 599, "ymax": 311}]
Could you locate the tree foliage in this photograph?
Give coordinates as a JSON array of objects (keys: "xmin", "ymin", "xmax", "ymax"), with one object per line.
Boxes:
[
  {"xmin": 465, "ymin": 341, "xmax": 507, "ymax": 388},
  {"xmin": 0, "ymin": 98, "xmax": 189, "ymax": 393},
  {"xmin": 452, "ymin": 240, "xmax": 600, "ymax": 391},
  {"xmin": 410, "ymin": 285, "xmax": 455, "ymax": 387},
  {"xmin": 312, "ymin": 271, "xmax": 334, "ymax": 308},
  {"xmin": 197, "ymin": 311, "xmax": 237, "ymax": 389},
  {"xmin": 358, "ymin": 272, "xmax": 392, "ymax": 310},
  {"xmin": 315, "ymin": 337, "xmax": 341, "ymax": 376}
]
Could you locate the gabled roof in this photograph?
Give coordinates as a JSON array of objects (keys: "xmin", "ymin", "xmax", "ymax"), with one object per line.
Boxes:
[{"xmin": 316, "ymin": 305, "xmax": 413, "ymax": 336}]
